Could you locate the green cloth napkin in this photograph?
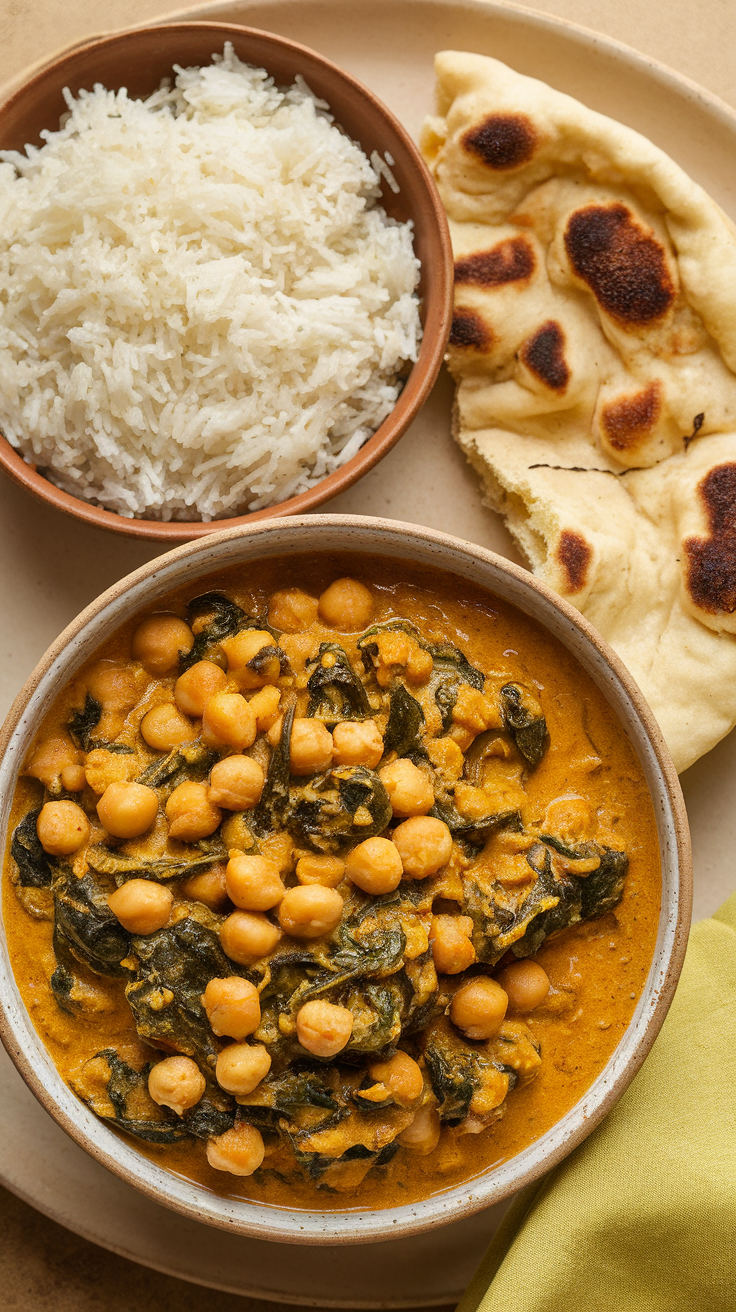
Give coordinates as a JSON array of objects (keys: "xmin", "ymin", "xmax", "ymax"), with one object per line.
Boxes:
[{"xmin": 458, "ymin": 893, "xmax": 736, "ymax": 1312}]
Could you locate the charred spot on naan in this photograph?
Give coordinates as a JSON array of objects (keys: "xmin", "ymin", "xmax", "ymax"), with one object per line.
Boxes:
[
  {"xmin": 449, "ymin": 308, "xmax": 494, "ymax": 353},
  {"xmin": 564, "ymin": 204, "xmax": 675, "ymax": 327},
  {"xmin": 462, "ymin": 113, "xmax": 538, "ymax": 171},
  {"xmin": 684, "ymin": 464, "xmax": 736, "ymax": 615},
  {"xmin": 454, "ymin": 237, "xmax": 536, "ymax": 288},
  {"xmin": 557, "ymin": 530, "xmax": 592, "ymax": 594},
  {"xmin": 520, "ymin": 322, "xmax": 570, "ymax": 393},
  {"xmin": 600, "ymin": 381, "xmax": 662, "ymax": 453}
]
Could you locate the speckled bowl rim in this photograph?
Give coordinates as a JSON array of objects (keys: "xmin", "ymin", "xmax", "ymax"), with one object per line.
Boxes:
[
  {"xmin": 0, "ymin": 23, "xmax": 453, "ymax": 542},
  {"xmin": 0, "ymin": 516, "xmax": 692, "ymax": 1244}
]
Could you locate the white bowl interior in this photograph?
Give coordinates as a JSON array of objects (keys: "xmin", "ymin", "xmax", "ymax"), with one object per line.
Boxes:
[{"xmin": 0, "ymin": 516, "xmax": 687, "ymax": 1244}]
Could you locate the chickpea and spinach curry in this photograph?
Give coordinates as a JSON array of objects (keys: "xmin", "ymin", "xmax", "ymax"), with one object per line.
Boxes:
[{"xmin": 3, "ymin": 557, "xmax": 660, "ymax": 1207}]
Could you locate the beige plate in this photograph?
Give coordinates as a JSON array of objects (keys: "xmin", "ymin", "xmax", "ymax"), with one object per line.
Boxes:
[{"xmin": 0, "ymin": 0, "xmax": 732, "ymax": 1303}]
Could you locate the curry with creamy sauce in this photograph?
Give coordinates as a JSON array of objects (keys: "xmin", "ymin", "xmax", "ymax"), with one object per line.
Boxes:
[{"xmin": 3, "ymin": 556, "xmax": 660, "ymax": 1207}]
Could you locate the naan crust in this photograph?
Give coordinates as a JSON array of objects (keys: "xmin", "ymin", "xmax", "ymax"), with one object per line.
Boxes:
[{"xmin": 423, "ymin": 51, "xmax": 736, "ymax": 772}]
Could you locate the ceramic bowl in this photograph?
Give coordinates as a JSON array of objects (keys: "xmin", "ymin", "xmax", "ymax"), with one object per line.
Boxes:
[
  {"xmin": 0, "ymin": 24, "xmax": 452, "ymax": 541},
  {"xmin": 0, "ymin": 516, "xmax": 691, "ymax": 1243}
]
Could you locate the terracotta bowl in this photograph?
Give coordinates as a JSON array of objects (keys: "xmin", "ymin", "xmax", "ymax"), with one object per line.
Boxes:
[
  {"xmin": 0, "ymin": 516, "xmax": 691, "ymax": 1243},
  {"xmin": 0, "ymin": 24, "xmax": 452, "ymax": 541}
]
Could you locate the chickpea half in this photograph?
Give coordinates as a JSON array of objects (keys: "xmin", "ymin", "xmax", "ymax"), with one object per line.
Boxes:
[
  {"xmin": 203, "ymin": 977, "xmax": 261, "ymax": 1040},
  {"xmin": 379, "ymin": 759, "xmax": 434, "ymax": 817},
  {"xmin": 368, "ymin": 1051, "xmax": 424, "ymax": 1107},
  {"xmin": 174, "ymin": 660, "xmax": 227, "ymax": 718},
  {"xmin": 496, "ymin": 960, "xmax": 550, "ymax": 1014},
  {"xmin": 148, "ymin": 1056, "xmax": 205, "ymax": 1116},
  {"xmin": 220, "ymin": 910, "xmax": 282, "ymax": 965},
  {"xmin": 430, "ymin": 914, "xmax": 477, "ymax": 975},
  {"xmin": 450, "ymin": 976, "xmax": 508, "ymax": 1040},
  {"xmin": 289, "ymin": 719, "xmax": 333, "ymax": 776},
  {"xmin": 166, "ymin": 781, "xmax": 222, "ymax": 842},
  {"xmin": 226, "ymin": 852, "xmax": 285, "ymax": 912},
  {"xmin": 392, "ymin": 816, "xmax": 452, "ymax": 879},
  {"xmin": 140, "ymin": 703, "xmax": 194, "ymax": 751},
  {"xmin": 206, "ymin": 1123, "xmax": 265, "ymax": 1176},
  {"xmin": 398, "ymin": 1105, "xmax": 441, "ymax": 1154},
  {"xmin": 278, "ymin": 885, "xmax": 343, "ymax": 939},
  {"xmin": 202, "ymin": 692, "xmax": 257, "ymax": 751},
  {"xmin": 345, "ymin": 837, "xmax": 402, "ymax": 895},
  {"xmin": 132, "ymin": 613, "xmax": 193, "ymax": 675},
  {"xmin": 331, "ymin": 720, "xmax": 384, "ymax": 769},
  {"xmin": 216, "ymin": 1042, "xmax": 271, "ymax": 1096},
  {"xmin": 318, "ymin": 578, "xmax": 374, "ymax": 630},
  {"xmin": 36, "ymin": 800, "xmax": 90, "ymax": 856},
  {"xmin": 108, "ymin": 879, "xmax": 172, "ymax": 934},
  {"xmin": 97, "ymin": 781, "xmax": 158, "ymax": 839},
  {"xmin": 295, "ymin": 854, "xmax": 345, "ymax": 887},
  {"xmin": 208, "ymin": 756, "xmax": 265, "ymax": 811},
  {"xmin": 296, "ymin": 1000, "xmax": 354, "ymax": 1057}
]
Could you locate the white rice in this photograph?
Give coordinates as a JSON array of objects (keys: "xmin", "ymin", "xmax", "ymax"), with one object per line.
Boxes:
[{"xmin": 0, "ymin": 46, "xmax": 421, "ymax": 520}]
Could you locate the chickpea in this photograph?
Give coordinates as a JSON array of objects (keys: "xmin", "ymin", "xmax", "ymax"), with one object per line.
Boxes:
[
  {"xmin": 131, "ymin": 613, "xmax": 193, "ymax": 675},
  {"xmin": 203, "ymin": 977, "xmax": 261, "ymax": 1040},
  {"xmin": 278, "ymin": 885, "xmax": 343, "ymax": 939},
  {"xmin": 296, "ymin": 1000, "xmax": 354, "ymax": 1057},
  {"xmin": 220, "ymin": 910, "xmax": 282, "ymax": 964},
  {"xmin": 379, "ymin": 759, "xmax": 434, "ymax": 817},
  {"xmin": 97, "ymin": 781, "xmax": 158, "ymax": 839},
  {"xmin": 268, "ymin": 588, "xmax": 319, "ymax": 633},
  {"xmin": 182, "ymin": 864, "xmax": 230, "ymax": 911},
  {"xmin": 25, "ymin": 737, "xmax": 80, "ymax": 789},
  {"xmin": 221, "ymin": 630, "xmax": 281, "ymax": 690},
  {"xmin": 247, "ymin": 685, "xmax": 281, "ymax": 733},
  {"xmin": 331, "ymin": 720, "xmax": 384, "ymax": 769},
  {"xmin": 289, "ymin": 718, "xmax": 333, "ymax": 776},
  {"xmin": 226, "ymin": 853, "xmax": 285, "ymax": 912},
  {"xmin": 206, "ymin": 1122, "xmax": 265, "ymax": 1176},
  {"xmin": 208, "ymin": 756, "xmax": 264, "ymax": 811},
  {"xmin": 108, "ymin": 879, "xmax": 172, "ymax": 934},
  {"xmin": 174, "ymin": 661, "xmax": 227, "ymax": 718},
  {"xmin": 398, "ymin": 1105, "xmax": 441, "ymax": 1154},
  {"xmin": 368, "ymin": 1051, "xmax": 423, "ymax": 1107},
  {"xmin": 166, "ymin": 781, "xmax": 222, "ymax": 842},
  {"xmin": 61, "ymin": 764, "xmax": 87, "ymax": 792},
  {"xmin": 87, "ymin": 661, "xmax": 140, "ymax": 714},
  {"xmin": 148, "ymin": 1056, "xmax": 205, "ymax": 1116},
  {"xmin": 430, "ymin": 914, "xmax": 477, "ymax": 974},
  {"xmin": 392, "ymin": 816, "xmax": 453, "ymax": 879},
  {"xmin": 450, "ymin": 977, "xmax": 508, "ymax": 1040},
  {"xmin": 345, "ymin": 837, "xmax": 402, "ymax": 894},
  {"xmin": 296, "ymin": 854, "xmax": 345, "ymax": 888},
  {"xmin": 140, "ymin": 703, "xmax": 194, "ymax": 751},
  {"xmin": 318, "ymin": 578, "xmax": 374, "ymax": 630},
  {"xmin": 36, "ymin": 800, "xmax": 90, "ymax": 856},
  {"xmin": 202, "ymin": 692, "xmax": 257, "ymax": 751},
  {"xmin": 216, "ymin": 1042, "xmax": 271, "ymax": 1096},
  {"xmin": 496, "ymin": 960, "xmax": 550, "ymax": 1014}
]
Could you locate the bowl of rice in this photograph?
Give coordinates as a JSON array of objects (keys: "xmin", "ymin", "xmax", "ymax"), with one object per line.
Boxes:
[{"xmin": 0, "ymin": 22, "xmax": 452, "ymax": 539}]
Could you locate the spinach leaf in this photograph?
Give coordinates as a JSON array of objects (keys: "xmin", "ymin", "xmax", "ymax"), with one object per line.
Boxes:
[
  {"xmin": 306, "ymin": 644, "xmax": 373, "ymax": 723},
  {"xmin": 126, "ymin": 916, "xmax": 236, "ymax": 1068},
  {"xmin": 82, "ymin": 1049, "xmax": 191, "ymax": 1144},
  {"xmin": 11, "ymin": 809, "xmax": 52, "ymax": 888},
  {"xmin": 52, "ymin": 866, "xmax": 131, "ymax": 977},
  {"xmin": 287, "ymin": 765, "xmax": 392, "ymax": 851},
  {"xmin": 180, "ymin": 591, "xmax": 267, "ymax": 671},
  {"xmin": 358, "ymin": 621, "xmax": 485, "ymax": 733},
  {"xmin": 67, "ymin": 693, "xmax": 103, "ymax": 751},
  {"xmin": 252, "ymin": 700, "xmax": 295, "ymax": 836},
  {"xmin": 86, "ymin": 845, "xmax": 224, "ymax": 885},
  {"xmin": 137, "ymin": 742, "xmax": 218, "ymax": 793},
  {"xmin": 500, "ymin": 683, "xmax": 548, "ymax": 769},
  {"xmin": 384, "ymin": 684, "xmax": 425, "ymax": 757}
]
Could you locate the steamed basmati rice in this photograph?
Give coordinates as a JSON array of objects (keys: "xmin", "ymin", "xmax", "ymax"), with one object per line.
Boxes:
[{"xmin": 0, "ymin": 46, "xmax": 422, "ymax": 520}]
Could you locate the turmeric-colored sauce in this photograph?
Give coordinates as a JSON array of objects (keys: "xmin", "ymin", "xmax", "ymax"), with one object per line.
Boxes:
[{"xmin": 3, "ymin": 555, "xmax": 660, "ymax": 1210}]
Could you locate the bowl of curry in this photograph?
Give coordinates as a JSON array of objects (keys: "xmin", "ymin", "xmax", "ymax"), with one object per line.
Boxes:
[{"xmin": 0, "ymin": 515, "xmax": 690, "ymax": 1243}]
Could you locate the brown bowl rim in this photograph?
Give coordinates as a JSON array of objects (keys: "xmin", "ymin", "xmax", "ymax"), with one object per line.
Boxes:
[
  {"xmin": 0, "ymin": 22, "xmax": 453, "ymax": 541},
  {"xmin": 0, "ymin": 514, "xmax": 692, "ymax": 1243}
]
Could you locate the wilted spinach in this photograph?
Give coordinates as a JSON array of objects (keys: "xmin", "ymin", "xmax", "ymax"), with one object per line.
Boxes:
[
  {"xmin": 306, "ymin": 644, "xmax": 372, "ymax": 723},
  {"xmin": 500, "ymin": 683, "xmax": 548, "ymax": 769},
  {"xmin": 11, "ymin": 809, "xmax": 52, "ymax": 888}
]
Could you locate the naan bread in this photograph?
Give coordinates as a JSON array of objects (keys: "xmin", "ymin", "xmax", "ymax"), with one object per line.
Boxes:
[{"xmin": 421, "ymin": 51, "xmax": 736, "ymax": 772}]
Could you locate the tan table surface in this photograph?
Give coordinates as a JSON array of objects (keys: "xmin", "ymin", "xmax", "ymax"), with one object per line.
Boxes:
[{"xmin": 1, "ymin": 0, "xmax": 735, "ymax": 1307}]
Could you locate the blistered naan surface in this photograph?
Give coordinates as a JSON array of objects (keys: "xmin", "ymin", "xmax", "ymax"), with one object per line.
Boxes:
[{"xmin": 422, "ymin": 51, "xmax": 736, "ymax": 771}]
